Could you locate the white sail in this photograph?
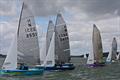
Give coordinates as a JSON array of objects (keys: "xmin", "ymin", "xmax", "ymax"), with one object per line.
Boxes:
[
  {"xmin": 111, "ymin": 37, "xmax": 117, "ymax": 60},
  {"xmin": 106, "ymin": 37, "xmax": 117, "ymax": 62},
  {"xmin": 46, "ymin": 20, "xmax": 54, "ymax": 55},
  {"xmin": 87, "ymin": 24, "xmax": 103, "ymax": 65},
  {"xmin": 117, "ymin": 52, "xmax": 120, "ymax": 60},
  {"xmin": 92, "ymin": 24, "xmax": 103, "ymax": 63},
  {"xmin": 17, "ymin": 3, "xmax": 40, "ymax": 66},
  {"xmin": 55, "ymin": 13, "xmax": 70, "ymax": 64},
  {"xmin": 2, "ymin": 34, "xmax": 17, "ymax": 70},
  {"xmin": 40, "ymin": 39, "xmax": 46, "ymax": 66},
  {"xmin": 43, "ymin": 32, "xmax": 55, "ymax": 67},
  {"xmin": 2, "ymin": 3, "xmax": 40, "ymax": 70},
  {"xmin": 87, "ymin": 51, "xmax": 94, "ymax": 64},
  {"xmin": 84, "ymin": 53, "xmax": 87, "ymax": 58},
  {"xmin": 106, "ymin": 48, "xmax": 112, "ymax": 62}
]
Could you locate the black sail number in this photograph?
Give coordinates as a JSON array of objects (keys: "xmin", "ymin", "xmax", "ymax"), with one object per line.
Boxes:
[{"xmin": 26, "ymin": 32, "xmax": 37, "ymax": 38}]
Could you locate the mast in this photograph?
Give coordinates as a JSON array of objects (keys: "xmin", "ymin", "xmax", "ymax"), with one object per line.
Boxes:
[{"xmin": 17, "ymin": 2, "xmax": 24, "ymax": 37}]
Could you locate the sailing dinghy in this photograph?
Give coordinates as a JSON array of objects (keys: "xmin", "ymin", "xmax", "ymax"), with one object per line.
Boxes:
[
  {"xmin": 0, "ymin": 3, "xmax": 44, "ymax": 76},
  {"xmin": 87, "ymin": 24, "xmax": 105, "ymax": 67},
  {"xmin": 42, "ymin": 13, "xmax": 75, "ymax": 71},
  {"xmin": 106, "ymin": 37, "xmax": 117, "ymax": 63}
]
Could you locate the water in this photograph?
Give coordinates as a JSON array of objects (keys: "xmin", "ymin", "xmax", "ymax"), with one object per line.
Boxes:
[{"xmin": 0, "ymin": 57, "xmax": 120, "ymax": 80}]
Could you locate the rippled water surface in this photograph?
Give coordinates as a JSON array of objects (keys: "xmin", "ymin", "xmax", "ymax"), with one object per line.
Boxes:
[{"xmin": 0, "ymin": 58, "xmax": 120, "ymax": 80}]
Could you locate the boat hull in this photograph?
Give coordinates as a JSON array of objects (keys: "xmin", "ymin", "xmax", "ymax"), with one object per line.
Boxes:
[
  {"xmin": 45, "ymin": 63, "xmax": 75, "ymax": 71},
  {"xmin": 0, "ymin": 69, "xmax": 44, "ymax": 76}
]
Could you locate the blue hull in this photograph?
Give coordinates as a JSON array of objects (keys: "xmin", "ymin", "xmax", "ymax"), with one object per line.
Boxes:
[
  {"xmin": 44, "ymin": 63, "xmax": 75, "ymax": 71},
  {"xmin": 0, "ymin": 68, "xmax": 44, "ymax": 76}
]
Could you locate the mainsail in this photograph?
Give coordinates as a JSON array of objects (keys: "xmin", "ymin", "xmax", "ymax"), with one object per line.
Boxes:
[
  {"xmin": 111, "ymin": 37, "xmax": 117, "ymax": 60},
  {"xmin": 55, "ymin": 13, "xmax": 70, "ymax": 64},
  {"xmin": 92, "ymin": 24, "xmax": 103, "ymax": 63},
  {"xmin": 46, "ymin": 20, "xmax": 54, "ymax": 55},
  {"xmin": 17, "ymin": 3, "xmax": 40, "ymax": 66}
]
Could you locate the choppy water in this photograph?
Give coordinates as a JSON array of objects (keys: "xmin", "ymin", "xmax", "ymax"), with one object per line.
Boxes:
[{"xmin": 0, "ymin": 58, "xmax": 120, "ymax": 80}]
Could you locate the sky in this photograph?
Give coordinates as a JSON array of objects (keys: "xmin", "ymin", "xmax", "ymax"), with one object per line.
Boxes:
[{"xmin": 0, "ymin": 0, "xmax": 120, "ymax": 55}]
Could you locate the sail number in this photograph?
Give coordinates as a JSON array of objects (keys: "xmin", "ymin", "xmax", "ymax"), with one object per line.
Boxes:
[
  {"xmin": 25, "ymin": 27, "xmax": 36, "ymax": 32},
  {"xmin": 26, "ymin": 32, "xmax": 37, "ymax": 38},
  {"xmin": 25, "ymin": 27, "xmax": 37, "ymax": 38}
]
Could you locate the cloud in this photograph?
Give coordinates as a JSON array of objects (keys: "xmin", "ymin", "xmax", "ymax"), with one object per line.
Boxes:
[
  {"xmin": 66, "ymin": 10, "xmax": 119, "ymax": 55},
  {"xmin": 22, "ymin": 0, "xmax": 65, "ymax": 17},
  {"xmin": 0, "ymin": 0, "xmax": 119, "ymax": 55},
  {"xmin": 20, "ymin": 0, "xmax": 120, "ymax": 20},
  {"xmin": 1, "ymin": 0, "xmax": 120, "ymax": 18},
  {"xmin": 0, "ymin": 18, "xmax": 18, "ymax": 54},
  {"xmin": 0, "ymin": 0, "xmax": 17, "ymax": 16}
]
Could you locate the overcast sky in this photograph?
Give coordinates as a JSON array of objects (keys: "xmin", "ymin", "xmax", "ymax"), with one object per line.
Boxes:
[{"xmin": 0, "ymin": 0, "xmax": 120, "ymax": 55}]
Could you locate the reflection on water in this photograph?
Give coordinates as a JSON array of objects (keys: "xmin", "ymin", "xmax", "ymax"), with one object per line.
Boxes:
[{"xmin": 0, "ymin": 58, "xmax": 120, "ymax": 80}]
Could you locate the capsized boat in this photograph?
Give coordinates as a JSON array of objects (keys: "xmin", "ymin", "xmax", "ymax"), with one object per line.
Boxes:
[
  {"xmin": 106, "ymin": 37, "xmax": 117, "ymax": 63},
  {"xmin": 87, "ymin": 24, "xmax": 105, "ymax": 67},
  {"xmin": 40, "ymin": 13, "xmax": 75, "ymax": 71},
  {"xmin": 0, "ymin": 3, "xmax": 44, "ymax": 76}
]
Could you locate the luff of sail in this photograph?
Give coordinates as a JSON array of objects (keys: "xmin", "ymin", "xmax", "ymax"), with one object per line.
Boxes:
[
  {"xmin": 17, "ymin": 3, "xmax": 40, "ymax": 66},
  {"xmin": 92, "ymin": 24, "xmax": 103, "ymax": 63},
  {"xmin": 55, "ymin": 13, "xmax": 70, "ymax": 64},
  {"xmin": 46, "ymin": 20, "xmax": 54, "ymax": 55}
]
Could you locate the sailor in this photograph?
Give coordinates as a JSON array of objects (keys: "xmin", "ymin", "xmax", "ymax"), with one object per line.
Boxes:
[{"xmin": 19, "ymin": 63, "xmax": 28, "ymax": 70}]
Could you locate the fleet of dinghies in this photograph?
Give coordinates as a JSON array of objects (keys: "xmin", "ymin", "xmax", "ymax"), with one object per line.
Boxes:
[
  {"xmin": 39, "ymin": 13, "xmax": 75, "ymax": 71},
  {"xmin": 0, "ymin": 2, "xmax": 120, "ymax": 76}
]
